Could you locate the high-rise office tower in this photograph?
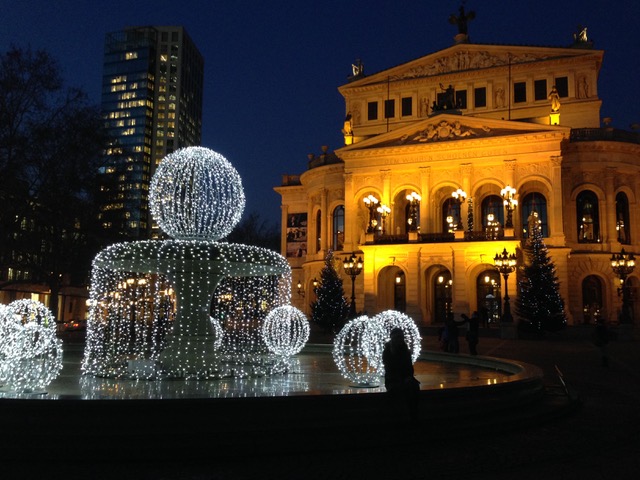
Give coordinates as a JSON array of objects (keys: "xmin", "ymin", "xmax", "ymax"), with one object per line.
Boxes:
[{"xmin": 99, "ymin": 26, "xmax": 204, "ymax": 240}]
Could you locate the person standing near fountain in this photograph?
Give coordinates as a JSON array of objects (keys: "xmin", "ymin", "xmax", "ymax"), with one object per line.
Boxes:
[{"xmin": 382, "ymin": 328, "xmax": 420, "ymax": 420}]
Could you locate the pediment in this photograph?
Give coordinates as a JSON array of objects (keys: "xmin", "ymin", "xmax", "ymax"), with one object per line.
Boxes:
[
  {"xmin": 346, "ymin": 43, "xmax": 601, "ymax": 88},
  {"xmin": 341, "ymin": 114, "xmax": 566, "ymax": 151}
]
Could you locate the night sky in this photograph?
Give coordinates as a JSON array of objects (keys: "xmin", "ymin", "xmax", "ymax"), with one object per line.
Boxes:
[{"xmin": 2, "ymin": 0, "xmax": 639, "ymax": 225}]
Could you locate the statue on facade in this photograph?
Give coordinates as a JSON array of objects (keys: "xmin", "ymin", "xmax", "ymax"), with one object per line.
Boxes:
[{"xmin": 548, "ymin": 85, "xmax": 561, "ymax": 112}]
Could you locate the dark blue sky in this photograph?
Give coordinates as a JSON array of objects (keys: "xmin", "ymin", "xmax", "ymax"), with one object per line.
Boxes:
[{"xmin": 2, "ymin": 1, "xmax": 639, "ymax": 225}]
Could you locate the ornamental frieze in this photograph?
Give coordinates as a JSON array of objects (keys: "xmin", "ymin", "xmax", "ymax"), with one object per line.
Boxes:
[{"xmin": 392, "ymin": 50, "xmax": 552, "ymax": 80}]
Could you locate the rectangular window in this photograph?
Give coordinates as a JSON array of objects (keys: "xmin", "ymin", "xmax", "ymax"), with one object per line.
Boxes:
[
  {"xmin": 555, "ymin": 76, "xmax": 569, "ymax": 97},
  {"xmin": 474, "ymin": 87, "xmax": 486, "ymax": 108},
  {"xmin": 513, "ymin": 81, "xmax": 527, "ymax": 103},
  {"xmin": 384, "ymin": 99, "xmax": 395, "ymax": 119},
  {"xmin": 534, "ymin": 79, "xmax": 547, "ymax": 101},
  {"xmin": 455, "ymin": 90, "xmax": 467, "ymax": 109},
  {"xmin": 367, "ymin": 101, "xmax": 378, "ymax": 121},
  {"xmin": 401, "ymin": 97, "xmax": 412, "ymax": 117}
]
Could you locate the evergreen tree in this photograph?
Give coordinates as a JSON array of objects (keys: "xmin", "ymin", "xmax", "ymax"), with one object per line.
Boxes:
[
  {"xmin": 311, "ymin": 251, "xmax": 349, "ymax": 332},
  {"xmin": 516, "ymin": 212, "xmax": 567, "ymax": 332}
]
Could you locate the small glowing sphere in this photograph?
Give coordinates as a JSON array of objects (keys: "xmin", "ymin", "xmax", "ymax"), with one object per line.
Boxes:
[
  {"xmin": 373, "ymin": 310, "xmax": 422, "ymax": 363},
  {"xmin": 149, "ymin": 146, "xmax": 245, "ymax": 240},
  {"xmin": 262, "ymin": 305, "xmax": 310, "ymax": 357},
  {"xmin": 333, "ymin": 316, "xmax": 386, "ymax": 385}
]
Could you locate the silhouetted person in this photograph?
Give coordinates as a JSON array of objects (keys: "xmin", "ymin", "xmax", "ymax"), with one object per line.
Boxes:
[
  {"xmin": 592, "ymin": 319, "xmax": 610, "ymax": 367},
  {"xmin": 444, "ymin": 314, "xmax": 465, "ymax": 353},
  {"xmin": 382, "ymin": 328, "xmax": 420, "ymax": 421},
  {"xmin": 461, "ymin": 311, "xmax": 480, "ymax": 355}
]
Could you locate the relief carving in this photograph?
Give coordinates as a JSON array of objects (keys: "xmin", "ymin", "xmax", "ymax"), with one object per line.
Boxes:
[{"xmin": 395, "ymin": 51, "xmax": 551, "ymax": 80}]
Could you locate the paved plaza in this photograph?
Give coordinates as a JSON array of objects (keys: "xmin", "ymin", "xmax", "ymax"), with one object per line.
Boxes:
[{"xmin": 2, "ymin": 328, "xmax": 639, "ymax": 479}]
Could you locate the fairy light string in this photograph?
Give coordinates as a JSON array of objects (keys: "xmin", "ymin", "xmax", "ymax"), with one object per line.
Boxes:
[{"xmin": 82, "ymin": 146, "xmax": 291, "ymax": 380}]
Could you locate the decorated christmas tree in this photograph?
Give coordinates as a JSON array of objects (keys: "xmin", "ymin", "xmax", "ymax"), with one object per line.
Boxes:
[
  {"xmin": 516, "ymin": 211, "xmax": 567, "ymax": 332},
  {"xmin": 311, "ymin": 250, "xmax": 349, "ymax": 332}
]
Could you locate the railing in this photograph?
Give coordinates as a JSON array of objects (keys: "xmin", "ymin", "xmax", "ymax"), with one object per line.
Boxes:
[
  {"xmin": 364, "ymin": 230, "xmax": 508, "ymax": 245},
  {"xmin": 570, "ymin": 128, "xmax": 640, "ymax": 144}
]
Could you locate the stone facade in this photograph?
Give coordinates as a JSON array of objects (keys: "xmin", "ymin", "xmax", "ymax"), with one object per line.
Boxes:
[{"xmin": 276, "ymin": 39, "xmax": 640, "ymax": 327}]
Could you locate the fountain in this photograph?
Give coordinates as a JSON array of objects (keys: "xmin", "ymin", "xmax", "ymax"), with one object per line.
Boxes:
[{"xmin": 82, "ymin": 147, "xmax": 291, "ymax": 379}]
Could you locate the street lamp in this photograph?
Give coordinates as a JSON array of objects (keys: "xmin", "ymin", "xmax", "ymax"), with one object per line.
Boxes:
[
  {"xmin": 501, "ymin": 185, "xmax": 518, "ymax": 229},
  {"xmin": 494, "ymin": 248, "xmax": 517, "ymax": 322},
  {"xmin": 406, "ymin": 191, "xmax": 421, "ymax": 232},
  {"xmin": 451, "ymin": 188, "xmax": 467, "ymax": 230},
  {"xmin": 611, "ymin": 248, "xmax": 636, "ymax": 323},
  {"xmin": 363, "ymin": 195, "xmax": 379, "ymax": 233},
  {"xmin": 296, "ymin": 279, "xmax": 305, "ymax": 298},
  {"xmin": 343, "ymin": 253, "xmax": 364, "ymax": 318},
  {"xmin": 376, "ymin": 204, "xmax": 391, "ymax": 234}
]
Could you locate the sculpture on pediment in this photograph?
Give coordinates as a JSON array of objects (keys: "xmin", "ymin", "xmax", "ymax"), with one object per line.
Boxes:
[
  {"xmin": 342, "ymin": 113, "xmax": 353, "ymax": 136},
  {"xmin": 574, "ymin": 25, "xmax": 588, "ymax": 43},
  {"xmin": 352, "ymin": 59, "xmax": 364, "ymax": 76},
  {"xmin": 449, "ymin": 5, "xmax": 475, "ymax": 35},
  {"xmin": 412, "ymin": 120, "xmax": 479, "ymax": 142}
]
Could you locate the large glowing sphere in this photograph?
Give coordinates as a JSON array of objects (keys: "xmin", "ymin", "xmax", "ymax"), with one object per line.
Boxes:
[
  {"xmin": 150, "ymin": 146, "xmax": 245, "ymax": 240},
  {"xmin": 0, "ymin": 301, "xmax": 63, "ymax": 392},
  {"xmin": 262, "ymin": 305, "xmax": 310, "ymax": 357},
  {"xmin": 373, "ymin": 310, "xmax": 422, "ymax": 363},
  {"xmin": 333, "ymin": 316, "xmax": 386, "ymax": 385}
]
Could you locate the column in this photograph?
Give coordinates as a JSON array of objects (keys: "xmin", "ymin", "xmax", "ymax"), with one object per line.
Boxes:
[
  {"xmin": 320, "ymin": 188, "xmax": 328, "ymax": 251},
  {"xmin": 343, "ymin": 172, "xmax": 356, "ymax": 251},
  {"xmin": 604, "ymin": 167, "xmax": 617, "ymax": 246},
  {"xmin": 419, "ymin": 166, "xmax": 430, "ymax": 233},
  {"xmin": 550, "ymin": 156, "xmax": 565, "ymax": 243}
]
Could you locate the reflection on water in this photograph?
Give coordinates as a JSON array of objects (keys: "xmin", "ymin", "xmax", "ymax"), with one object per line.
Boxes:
[{"xmin": 0, "ymin": 350, "xmax": 517, "ymax": 401}]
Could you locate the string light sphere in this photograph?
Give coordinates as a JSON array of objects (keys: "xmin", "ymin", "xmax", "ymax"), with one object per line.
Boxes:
[
  {"xmin": 262, "ymin": 305, "xmax": 310, "ymax": 358},
  {"xmin": 84, "ymin": 146, "xmax": 291, "ymax": 380},
  {"xmin": 0, "ymin": 301, "xmax": 63, "ymax": 392},
  {"xmin": 373, "ymin": 310, "xmax": 422, "ymax": 363},
  {"xmin": 149, "ymin": 146, "xmax": 245, "ymax": 241},
  {"xmin": 333, "ymin": 315, "xmax": 386, "ymax": 385}
]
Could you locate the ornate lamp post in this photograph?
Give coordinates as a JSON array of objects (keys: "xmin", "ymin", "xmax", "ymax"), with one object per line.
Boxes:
[
  {"xmin": 501, "ymin": 185, "xmax": 518, "ymax": 229},
  {"xmin": 406, "ymin": 191, "xmax": 421, "ymax": 232},
  {"xmin": 451, "ymin": 188, "xmax": 467, "ymax": 230},
  {"xmin": 376, "ymin": 204, "xmax": 391, "ymax": 234},
  {"xmin": 343, "ymin": 253, "xmax": 364, "ymax": 318},
  {"xmin": 611, "ymin": 248, "xmax": 636, "ymax": 323},
  {"xmin": 494, "ymin": 248, "xmax": 517, "ymax": 322},
  {"xmin": 363, "ymin": 194, "xmax": 379, "ymax": 233}
]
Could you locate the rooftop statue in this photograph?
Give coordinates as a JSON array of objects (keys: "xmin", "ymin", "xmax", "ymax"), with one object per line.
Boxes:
[{"xmin": 449, "ymin": 5, "xmax": 475, "ymax": 35}]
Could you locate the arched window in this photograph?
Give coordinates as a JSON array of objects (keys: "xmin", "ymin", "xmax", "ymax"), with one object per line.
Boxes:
[
  {"xmin": 481, "ymin": 195, "xmax": 505, "ymax": 229},
  {"xmin": 582, "ymin": 275, "xmax": 603, "ymax": 324},
  {"xmin": 616, "ymin": 192, "xmax": 630, "ymax": 244},
  {"xmin": 434, "ymin": 270, "xmax": 452, "ymax": 323},
  {"xmin": 332, "ymin": 205, "xmax": 344, "ymax": 251},
  {"xmin": 577, "ymin": 190, "xmax": 599, "ymax": 243},
  {"xmin": 315, "ymin": 210, "xmax": 321, "ymax": 251},
  {"xmin": 442, "ymin": 198, "xmax": 459, "ymax": 233},
  {"xmin": 521, "ymin": 193, "xmax": 548, "ymax": 238},
  {"xmin": 477, "ymin": 270, "xmax": 501, "ymax": 325}
]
